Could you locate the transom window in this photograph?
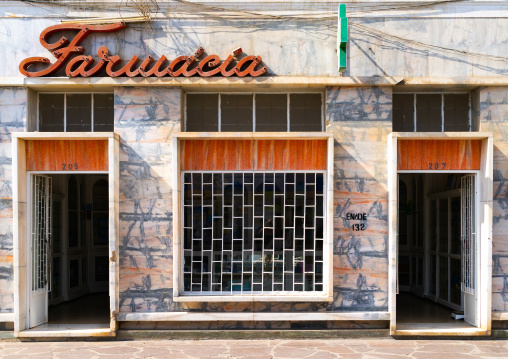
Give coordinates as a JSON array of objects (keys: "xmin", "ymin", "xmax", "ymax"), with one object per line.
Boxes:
[
  {"xmin": 185, "ymin": 93, "xmax": 323, "ymax": 132},
  {"xmin": 38, "ymin": 93, "xmax": 114, "ymax": 132},
  {"xmin": 392, "ymin": 93, "xmax": 474, "ymax": 132},
  {"xmin": 182, "ymin": 171, "xmax": 326, "ymax": 294}
]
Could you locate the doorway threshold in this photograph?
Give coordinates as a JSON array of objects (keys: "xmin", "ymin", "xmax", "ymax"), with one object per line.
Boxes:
[
  {"xmin": 394, "ymin": 323, "xmax": 489, "ymax": 336},
  {"xmin": 17, "ymin": 324, "xmax": 113, "ymax": 338}
]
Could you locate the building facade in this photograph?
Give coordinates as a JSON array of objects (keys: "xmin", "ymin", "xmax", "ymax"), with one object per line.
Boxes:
[{"xmin": 0, "ymin": 0, "xmax": 507, "ymax": 338}]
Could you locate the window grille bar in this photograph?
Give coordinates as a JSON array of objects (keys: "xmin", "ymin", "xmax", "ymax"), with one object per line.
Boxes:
[
  {"xmin": 413, "ymin": 94, "xmax": 417, "ymax": 132},
  {"xmin": 441, "ymin": 94, "xmax": 444, "ymax": 132},
  {"xmin": 91, "ymin": 93, "xmax": 94, "ymax": 132},
  {"xmin": 182, "ymin": 171, "xmax": 325, "ymax": 295},
  {"xmin": 63, "ymin": 94, "xmax": 67, "ymax": 132},
  {"xmin": 31, "ymin": 175, "xmax": 51, "ymax": 294},
  {"xmin": 461, "ymin": 174, "xmax": 475, "ymax": 295}
]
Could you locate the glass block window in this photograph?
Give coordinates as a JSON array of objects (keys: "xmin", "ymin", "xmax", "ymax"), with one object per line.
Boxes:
[
  {"xmin": 38, "ymin": 93, "xmax": 114, "ymax": 132},
  {"xmin": 182, "ymin": 172, "xmax": 326, "ymax": 294}
]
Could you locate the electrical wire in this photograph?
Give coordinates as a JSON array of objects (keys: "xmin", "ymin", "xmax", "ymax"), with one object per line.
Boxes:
[
  {"xmin": 12, "ymin": 0, "xmax": 508, "ymax": 63},
  {"xmin": 350, "ymin": 22, "xmax": 508, "ymax": 63}
]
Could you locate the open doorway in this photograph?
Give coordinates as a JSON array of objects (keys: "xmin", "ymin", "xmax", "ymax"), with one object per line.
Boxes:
[
  {"xmin": 396, "ymin": 172, "xmax": 478, "ymax": 330},
  {"xmin": 29, "ymin": 174, "xmax": 109, "ymax": 328}
]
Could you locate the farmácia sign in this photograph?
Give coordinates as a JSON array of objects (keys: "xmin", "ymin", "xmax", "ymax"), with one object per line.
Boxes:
[{"xmin": 19, "ymin": 22, "xmax": 267, "ymax": 78}]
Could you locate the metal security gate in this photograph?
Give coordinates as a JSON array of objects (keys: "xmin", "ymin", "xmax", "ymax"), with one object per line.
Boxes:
[
  {"xmin": 29, "ymin": 175, "xmax": 52, "ymax": 328},
  {"xmin": 181, "ymin": 171, "xmax": 326, "ymax": 294},
  {"xmin": 461, "ymin": 174, "xmax": 477, "ymax": 327}
]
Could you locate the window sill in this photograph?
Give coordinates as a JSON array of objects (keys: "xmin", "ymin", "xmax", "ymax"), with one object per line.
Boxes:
[
  {"xmin": 173, "ymin": 295, "xmax": 333, "ymax": 302},
  {"xmin": 12, "ymin": 132, "xmax": 119, "ymax": 140}
]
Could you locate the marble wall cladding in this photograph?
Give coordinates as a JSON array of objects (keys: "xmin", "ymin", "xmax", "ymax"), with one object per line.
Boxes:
[
  {"xmin": 115, "ymin": 86, "xmax": 391, "ymax": 316},
  {"xmin": 119, "ymin": 320, "xmax": 387, "ymax": 330},
  {"xmin": 0, "ymin": 87, "xmax": 27, "ymax": 314},
  {"xmin": 480, "ymin": 87, "xmax": 508, "ymax": 312},
  {"xmin": 327, "ymin": 86, "xmax": 391, "ymax": 311},
  {"xmin": 115, "ymin": 87, "xmax": 181, "ymax": 313},
  {"xmin": 2, "ymin": 14, "xmax": 508, "ymax": 77}
]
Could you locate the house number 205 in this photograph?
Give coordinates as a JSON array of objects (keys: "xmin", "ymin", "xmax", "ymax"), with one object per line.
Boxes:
[
  {"xmin": 62, "ymin": 163, "xmax": 79, "ymax": 170},
  {"xmin": 429, "ymin": 162, "xmax": 446, "ymax": 170}
]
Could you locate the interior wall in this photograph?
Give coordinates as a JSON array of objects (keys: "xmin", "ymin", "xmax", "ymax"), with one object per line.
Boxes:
[
  {"xmin": 48, "ymin": 174, "xmax": 109, "ymax": 307},
  {"xmin": 398, "ymin": 174, "xmax": 425, "ymax": 295},
  {"xmin": 398, "ymin": 173, "xmax": 463, "ymax": 298}
]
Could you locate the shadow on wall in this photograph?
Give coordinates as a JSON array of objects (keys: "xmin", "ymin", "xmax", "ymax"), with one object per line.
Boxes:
[
  {"xmin": 482, "ymin": 88, "xmax": 508, "ymax": 312},
  {"xmin": 493, "ymin": 165, "xmax": 508, "ymax": 312},
  {"xmin": 115, "ymin": 87, "xmax": 180, "ymax": 313},
  {"xmin": 114, "ymin": 86, "xmax": 390, "ymax": 323},
  {"xmin": 0, "ymin": 87, "xmax": 27, "ymax": 315},
  {"xmin": 332, "ymin": 140, "xmax": 389, "ymax": 312}
]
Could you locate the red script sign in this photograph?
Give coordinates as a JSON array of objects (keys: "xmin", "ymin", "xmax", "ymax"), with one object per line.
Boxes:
[{"xmin": 19, "ymin": 22, "xmax": 268, "ymax": 78}]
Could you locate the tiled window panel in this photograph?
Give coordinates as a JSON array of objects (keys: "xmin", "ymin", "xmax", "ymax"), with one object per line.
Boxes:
[{"xmin": 182, "ymin": 172, "xmax": 325, "ymax": 294}]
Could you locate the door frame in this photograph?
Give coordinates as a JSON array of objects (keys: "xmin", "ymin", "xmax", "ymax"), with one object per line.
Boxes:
[
  {"xmin": 388, "ymin": 132, "xmax": 493, "ymax": 336},
  {"xmin": 27, "ymin": 174, "xmax": 52, "ymax": 328},
  {"xmin": 12, "ymin": 132, "xmax": 120, "ymax": 337}
]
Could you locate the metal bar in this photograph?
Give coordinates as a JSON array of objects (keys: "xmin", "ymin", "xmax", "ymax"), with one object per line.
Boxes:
[
  {"xmin": 461, "ymin": 174, "xmax": 475, "ymax": 295},
  {"xmin": 413, "ymin": 94, "xmax": 417, "ymax": 132},
  {"xmin": 441, "ymin": 93, "xmax": 445, "ymax": 132},
  {"xmin": 218, "ymin": 94, "xmax": 221, "ymax": 132},
  {"xmin": 91, "ymin": 93, "xmax": 94, "ymax": 132},
  {"xmin": 63, "ymin": 94, "xmax": 67, "ymax": 132},
  {"xmin": 182, "ymin": 171, "xmax": 325, "ymax": 295},
  {"xmin": 252, "ymin": 94, "xmax": 256, "ymax": 132},
  {"xmin": 287, "ymin": 94, "xmax": 290, "ymax": 132}
]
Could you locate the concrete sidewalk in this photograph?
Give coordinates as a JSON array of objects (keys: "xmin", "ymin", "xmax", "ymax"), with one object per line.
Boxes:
[{"xmin": 1, "ymin": 338, "xmax": 507, "ymax": 359}]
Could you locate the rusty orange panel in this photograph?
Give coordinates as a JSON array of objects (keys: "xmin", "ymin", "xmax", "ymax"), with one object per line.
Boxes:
[
  {"xmin": 87, "ymin": 140, "xmax": 100, "ymax": 170},
  {"xmin": 471, "ymin": 140, "xmax": 482, "ymax": 169},
  {"xmin": 255, "ymin": 140, "xmax": 274, "ymax": 170},
  {"xmin": 98, "ymin": 140, "xmax": 109, "ymax": 170},
  {"xmin": 54, "ymin": 140, "xmax": 70, "ymax": 170},
  {"xmin": 238, "ymin": 140, "xmax": 253, "ymax": 170},
  {"xmin": 25, "ymin": 140, "xmax": 38, "ymax": 171},
  {"xmin": 447, "ymin": 140, "xmax": 460, "ymax": 169},
  {"xmin": 406, "ymin": 139, "xmax": 422, "ymax": 169},
  {"xmin": 398, "ymin": 139, "xmax": 482, "ymax": 171},
  {"xmin": 181, "ymin": 139, "xmax": 328, "ymax": 171},
  {"xmin": 25, "ymin": 140, "xmax": 108, "ymax": 171},
  {"xmin": 314, "ymin": 140, "xmax": 328, "ymax": 170},
  {"xmin": 224, "ymin": 140, "xmax": 240, "ymax": 171},
  {"xmin": 180, "ymin": 140, "xmax": 192, "ymax": 170},
  {"xmin": 397, "ymin": 139, "xmax": 408, "ymax": 170},
  {"xmin": 273, "ymin": 140, "xmax": 290, "ymax": 171}
]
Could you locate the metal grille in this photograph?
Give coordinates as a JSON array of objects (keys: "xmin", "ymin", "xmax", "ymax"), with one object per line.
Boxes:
[
  {"xmin": 31, "ymin": 175, "xmax": 52, "ymax": 293},
  {"xmin": 182, "ymin": 172, "xmax": 326, "ymax": 294},
  {"xmin": 461, "ymin": 174, "xmax": 475, "ymax": 295}
]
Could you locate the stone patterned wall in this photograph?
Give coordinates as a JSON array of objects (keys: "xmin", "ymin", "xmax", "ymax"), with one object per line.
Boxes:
[
  {"xmin": 0, "ymin": 87, "xmax": 27, "ymax": 313},
  {"xmin": 479, "ymin": 87, "xmax": 508, "ymax": 312},
  {"xmin": 115, "ymin": 87, "xmax": 181, "ymax": 313},
  {"xmin": 115, "ymin": 86, "xmax": 391, "ymax": 317},
  {"xmin": 2, "ymin": 13, "xmax": 508, "ymax": 78},
  {"xmin": 326, "ymin": 86, "xmax": 392, "ymax": 311}
]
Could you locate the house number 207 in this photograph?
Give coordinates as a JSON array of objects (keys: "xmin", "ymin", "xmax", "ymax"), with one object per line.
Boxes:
[
  {"xmin": 62, "ymin": 163, "xmax": 79, "ymax": 170},
  {"xmin": 429, "ymin": 162, "xmax": 446, "ymax": 170}
]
